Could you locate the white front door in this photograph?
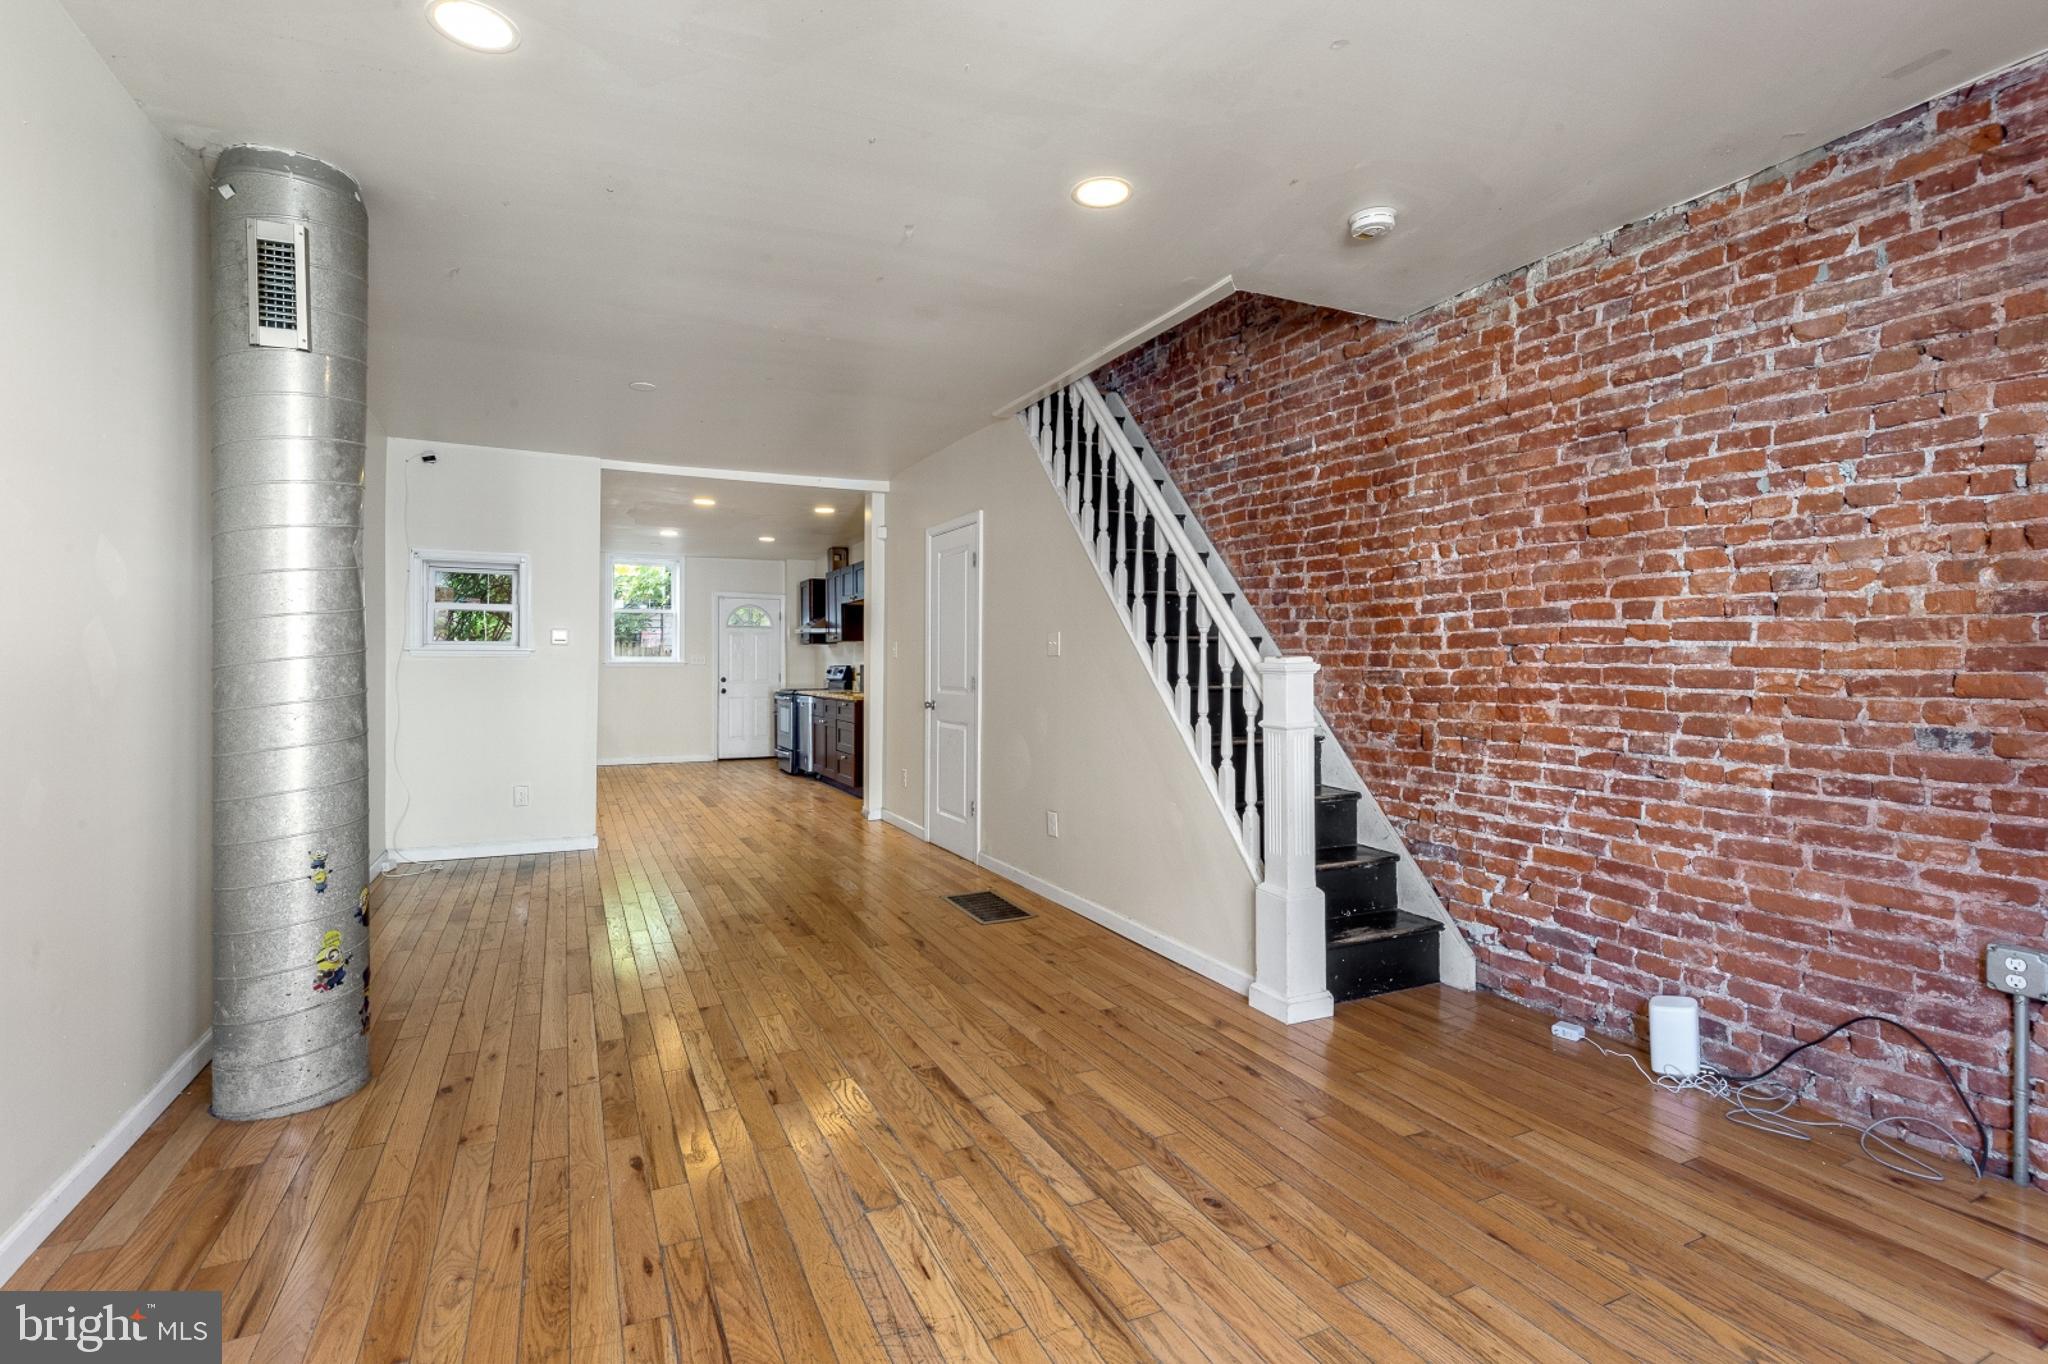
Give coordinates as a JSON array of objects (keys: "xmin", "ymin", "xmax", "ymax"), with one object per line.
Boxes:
[
  {"xmin": 926, "ymin": 518, "xmax": 980, "ymax": 861},
  {"xmin": 717, "ymin": 594, "xmax": 782, "ymax": 759}
]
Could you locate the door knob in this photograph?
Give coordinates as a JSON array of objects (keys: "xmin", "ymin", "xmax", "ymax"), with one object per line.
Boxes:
[{"xmin": 924, "ymin": 700, "xmax": 936, "ymax": 710}]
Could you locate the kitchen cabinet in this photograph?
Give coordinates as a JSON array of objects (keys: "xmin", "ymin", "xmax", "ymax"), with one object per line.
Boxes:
[
  {"xmin": 809, "ymin": 695, "xmax": 863, "ymax": 795},
  {"xmin": 802, "ymin": 562, "xmax": 865, "ymax": 643}
]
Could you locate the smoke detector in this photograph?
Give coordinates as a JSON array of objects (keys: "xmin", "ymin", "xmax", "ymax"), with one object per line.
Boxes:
[{"xmin": 1348, "ymin": 206, "xmax": 1398, "ymax": 240}]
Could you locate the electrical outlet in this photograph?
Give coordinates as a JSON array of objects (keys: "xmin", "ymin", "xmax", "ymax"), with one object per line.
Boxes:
[
  {"xmin": 900, "ymin": 768, "xmax": 908, "ymax": 788},
  {"xmin": 512, "ymin": 784, "xmax": 530, "ymax": 808},
  {"xmin": 1987, "ymin": 944, "xmax": 2048, "ymax": 1000},
  {"xmin": 1047, "ymin": 632, "xmax": 1061, "ymax": 657},
  {"xmin": 1046, "ymin": 810, "xmax": 1059, "ymax": 837}
]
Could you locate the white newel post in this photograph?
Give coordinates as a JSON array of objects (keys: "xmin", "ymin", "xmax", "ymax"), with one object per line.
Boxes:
[{"xmin": 1250, "ymin": 656, "xmax": 1333, "ymax": 1024}]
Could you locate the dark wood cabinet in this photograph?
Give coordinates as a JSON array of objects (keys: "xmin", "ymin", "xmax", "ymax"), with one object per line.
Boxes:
[
  {"xmin": 809, "ymin": 695, "xmax": 863, "ymax": 795},
  {"xmin": 799, "ymin": 561, "xmax": 866, "ymax": 644},
  {"xmin": 827, "ymin": 561, "xmax": 864, "ymax": 643}
]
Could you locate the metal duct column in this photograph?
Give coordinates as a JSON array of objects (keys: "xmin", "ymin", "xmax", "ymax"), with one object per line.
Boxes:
[{"xmin": 209, "ymin": 146, "xmax": 372, "ymax": 1120}]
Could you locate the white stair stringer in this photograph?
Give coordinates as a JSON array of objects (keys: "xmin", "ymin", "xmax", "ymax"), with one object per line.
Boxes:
[{"xmin": 1098, "ymin": 387, "xmax": 1477, "ymax": 990}]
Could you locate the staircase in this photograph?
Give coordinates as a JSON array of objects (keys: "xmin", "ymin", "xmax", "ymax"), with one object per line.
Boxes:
[{"xmin": 1018, "ymin": 377, "xmax": 1440, "ymax": 1007}]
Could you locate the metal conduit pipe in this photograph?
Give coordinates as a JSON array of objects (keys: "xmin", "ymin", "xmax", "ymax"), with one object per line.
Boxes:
[{"xmin": 209, "ymin": 146, "xmax": 372, "ymax": 1120}]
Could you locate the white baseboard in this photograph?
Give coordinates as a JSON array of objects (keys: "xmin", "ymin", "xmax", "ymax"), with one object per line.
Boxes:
[
  {"xmin": 384, "ymin": 834, "xmax": 599, "ymax": 866},
  {"xmin": 879, "ymin": 809, "xmax": 926, "ymax": 840},
  {"xmin": 596, "ymin": 754, "xmax": 716, "ymax": 767},
  {"xmin": 975, "ymin": 853, "xmax": 1252, "ymax": 995},
  {"xmin": 370, "ymin": 850, "xmax": 397, "ymax": 879},
  {"xmin": 0, "ymin": 1029, "xmax": 213, "ymax": 1285}
]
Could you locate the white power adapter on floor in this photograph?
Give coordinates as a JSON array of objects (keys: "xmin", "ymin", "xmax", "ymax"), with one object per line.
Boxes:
[{"xmin": 1551, "ymin": 1020, "xmax": 1586, "ymax": 1042}]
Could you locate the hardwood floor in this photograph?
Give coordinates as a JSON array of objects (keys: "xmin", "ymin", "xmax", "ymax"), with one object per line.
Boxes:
[{"xmin": 15, "ymin": 759, "xmax": 2048, "ymax": 1361}]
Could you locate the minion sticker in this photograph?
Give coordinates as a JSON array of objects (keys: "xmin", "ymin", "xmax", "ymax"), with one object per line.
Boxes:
[
  {"xmin": 356, "ymin": 885, "xmax": 369, "ymax": 926},
  {"xmin": 313, "ymin": 929, "xmax": 349, "ymax": 992},
  {"xmin": 309, "ymin": 849, "xmax": 330, "ymax": 894}
]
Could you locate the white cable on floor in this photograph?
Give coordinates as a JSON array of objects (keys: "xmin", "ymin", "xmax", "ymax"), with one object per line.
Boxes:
[{"xmin": 1586, "ymin": 1039, "xmax": 1981, "ymax": 1183}]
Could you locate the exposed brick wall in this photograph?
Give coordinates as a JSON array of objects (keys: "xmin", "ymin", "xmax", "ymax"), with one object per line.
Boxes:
[{"xmin": 1101, "ymin": 56, "xmax": 2048, "ymax": 1168}]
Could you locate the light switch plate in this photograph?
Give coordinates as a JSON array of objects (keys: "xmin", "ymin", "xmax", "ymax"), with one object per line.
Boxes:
[{"xmin": 1987, "ymin": 944, "xmax": 2048, "ymax": 1000}]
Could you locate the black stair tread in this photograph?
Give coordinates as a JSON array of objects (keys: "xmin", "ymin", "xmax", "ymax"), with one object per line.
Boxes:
[
  {"xmin": 1316, "ymin": 843, "xmax": 1399, "ymax": 871},
  {"xmin": 1316, "ymin": 785, "xmax": 1361, "ymax": 804},
  {"xmin": 1327, "ymin": 910, "xmax": 1441, "ymax": 949}
]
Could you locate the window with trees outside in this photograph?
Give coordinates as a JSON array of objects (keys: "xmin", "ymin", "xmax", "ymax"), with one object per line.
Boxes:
[
  {"xmin": 610, "ymin": 557, "xmax": 680, "ymax": 662},
  {"xmin": 409, "ymin": 550, "xmax": 529, "ymax": 652}
]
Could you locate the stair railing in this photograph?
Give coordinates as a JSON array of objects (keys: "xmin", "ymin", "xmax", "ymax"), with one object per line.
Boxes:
[{"xmin": 1018, "ymin": 376, "xmax": 1330, "ymax": 1020}]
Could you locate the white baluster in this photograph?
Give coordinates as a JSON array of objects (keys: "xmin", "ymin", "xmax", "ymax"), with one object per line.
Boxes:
[
  {"xmin": 1071, "ymin": 397, "xmax": 1088, "ymax": 521},
  {"xmin": 1218, "ymin": 651, "xmax": 1236, "ymax": 822},
  {"xmin": 1114, "ymin": 481, "xmax": 1134, "ymax": 627},
  {"xmin": 1148, "ymin": 527, "xmax": 1167, "ymax": 685},
  {"xmin": 1241, "ymin": 686, "xmax": 1262, "ymax": 865},
  {"xmin": 1174, "ymin": 560, "xmax": 1192, "ymax": 720},
  {"xmin": 1193, "ymin": 598, "xmax": 1213, "ymax": 791},
  {"xmin": 1051, "ymin": 392, "xmax": 1067, "ymax": 497},
  {"xmin": 1033, "ymin": 397, "xmax": 1048, "ymax": 463},
  {"xmin": 1085, "ymin": 411, "xmax": 1105, "ymax": 569}
]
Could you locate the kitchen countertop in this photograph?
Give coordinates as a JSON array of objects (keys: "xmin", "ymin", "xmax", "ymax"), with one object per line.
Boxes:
[{"xmin": 792, "ymin": 689, "xmax": 863, "ymax": 701}]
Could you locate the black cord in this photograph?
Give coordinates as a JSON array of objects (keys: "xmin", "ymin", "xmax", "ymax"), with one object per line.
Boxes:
[{"xmin": 1710, "ymin": 1013, "xmax": 1991, "ymax": 1173}]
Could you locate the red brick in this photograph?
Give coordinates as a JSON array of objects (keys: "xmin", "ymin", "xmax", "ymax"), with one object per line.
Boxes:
[{"xmin": 1100, "ymin": 52, "xmax": 2048, "ymax": 1169}]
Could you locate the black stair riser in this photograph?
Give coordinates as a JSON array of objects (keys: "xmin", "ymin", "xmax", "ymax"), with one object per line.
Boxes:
[
  {"xmin": 1328, "ymin": 927, "xmax": 1441, "ymax": 1003},
  {"xmin": 1317, "ymin": 857, "xmax": 1398, "ymax": 917},
  {"xmin": 1315, "ymin": 793, "xmax": 1360, "ymax": 852}
]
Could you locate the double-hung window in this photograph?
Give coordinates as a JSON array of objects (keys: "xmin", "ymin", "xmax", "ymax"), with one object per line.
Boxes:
[
  {"xmin": 608, "ymin": 556, "xmax": 680, "ymax": 662},
  {"xmin": 409, "ymin": 550, "xmax": 530, "ymax": 652}
]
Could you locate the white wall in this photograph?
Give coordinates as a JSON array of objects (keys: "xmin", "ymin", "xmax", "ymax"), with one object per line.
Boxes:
[
  {"xmin": 378, "ymin": 440, "xmax": 601, "ymax": 857},
  {"xmin": 597, "ymin": 556, "xmax": 785, "ymax": 763},
  {"xmin": 883, "ymin": 423, "xmax": 1258, "ymax": 982},
  {"xmin": 0, "ymin": 0, "xmax": 210, "ymax": 1277}
]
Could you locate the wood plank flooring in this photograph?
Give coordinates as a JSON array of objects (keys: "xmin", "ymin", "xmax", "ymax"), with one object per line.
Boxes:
[{"xmin": 16, "ymin": 758, "xmax": 2048, "ymax": 1361}]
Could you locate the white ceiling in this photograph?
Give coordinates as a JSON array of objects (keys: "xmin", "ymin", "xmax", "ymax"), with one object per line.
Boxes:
[
  {"xmin": 64, "ymin": 1, "xmax": 2048, "ymax": 479},
  {"xmin": 601, "ymin": 471, "xmax": 865, "ymax": 561}
]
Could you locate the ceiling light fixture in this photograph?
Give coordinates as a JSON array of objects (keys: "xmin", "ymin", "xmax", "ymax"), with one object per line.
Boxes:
[
  {"xmin": 758, "ymin": 535, "xmax": 777, "ymax": 543},
  {"xmin": 1348, "ymin": 205, "xmax": 1398, "ymax": 239},
  {"xmin": 658, "ymin": 528, "xmax": 679, "ymax": 537},
  {"xmin": 426, "ymin": 0, "xmax": 521, "ymax": 53},
  {"xmin": 813, "ymin": 505, "xmax": 836, "ymax": 515},
  {"xmin": 692, "ymin": 497, "xmax": 716, "ymax": 507},
  {"xmin": 1071, "ymin": 176, "xmax": 1132, "ymax": 209},
  {"xmin": 627, "ymin": 380, "xmax": 656, "ymax": 391}
]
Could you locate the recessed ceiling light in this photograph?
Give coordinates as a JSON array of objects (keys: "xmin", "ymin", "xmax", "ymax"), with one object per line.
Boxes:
[
  {"xmin": 1071, "ymin": 176, "xmax": 1132, "ymax": 209},
  {"xmin": 692, "ymin": 497, "xmax": 716, "ymax": 507},
  {"xmin": 813, "ymin": 505, "xmax": 836, "ymax": 515},
  {"xmin": 658, "ymin": 528, "xmax": 679, "ymax": 537},
  {"xmin": 758, "ymin": 535, "xmax": 777, "ymax": 543},
  {"xmin": 426, "ymin": 0, "xmax": 520, "ymax": 53},
  {"xmin": 627, "ymin": 380, "xmax": 657, "ymax": 391}
]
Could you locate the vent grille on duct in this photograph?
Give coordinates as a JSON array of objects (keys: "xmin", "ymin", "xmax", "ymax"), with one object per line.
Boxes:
[
  {"xmin": 255, "ymin": 238, "xmax": 298, "ymax": 329},
  {"xmin": 246, "ymin": 219, "xmax": 309, "ymax": 349}
]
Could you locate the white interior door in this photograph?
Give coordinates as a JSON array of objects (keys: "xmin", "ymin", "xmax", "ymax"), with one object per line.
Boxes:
[
  {"xmin": 926, "ymin": 518, "xmax": 980, "ymax": 861},
  {"xmin": 717, "ymin": 594, "xmax": 782, "ymax": 759}
]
